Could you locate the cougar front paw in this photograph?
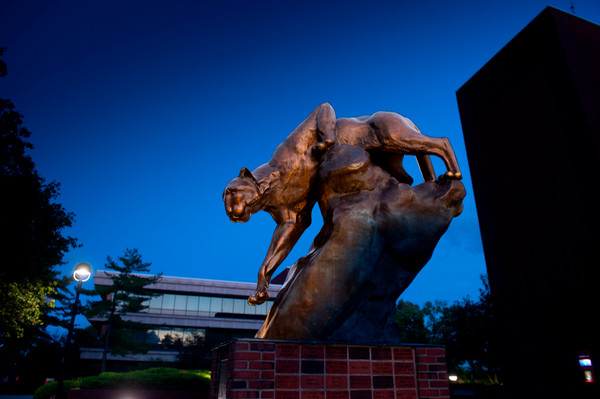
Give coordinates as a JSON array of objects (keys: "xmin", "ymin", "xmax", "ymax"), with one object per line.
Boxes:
[{"xmin": 248, "ymin": 288, "xmax": 269, "ymax": 305}]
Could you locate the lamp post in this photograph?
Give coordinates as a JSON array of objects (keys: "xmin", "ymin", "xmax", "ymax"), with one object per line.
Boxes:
[{"xmin": 56, "ymin": 263, "xmax": 92, "ymax": 399}]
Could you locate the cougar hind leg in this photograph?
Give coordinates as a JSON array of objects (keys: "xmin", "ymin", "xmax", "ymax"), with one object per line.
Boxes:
[
  {"xmin": 370, "ymin": 152, "xmax": 414, "ymax": 185},
  {"xmin": 416, "ymin": 154, "xmax": 436, "ymax": 181},
  {"xmin": 371, "ymin": 114, "xmax": 461, "ymax": 180},
  {"xmin": 405, "ymin": 135, "xmax": 462, "ymax": 180},
  {"xmin": 437, "ymin": 137, "xmax": 462, "ymax": 179}
]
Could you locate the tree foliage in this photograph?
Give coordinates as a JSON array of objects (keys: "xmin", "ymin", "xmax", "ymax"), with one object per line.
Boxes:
[
  {"xmin": 172, "ymin": 332, "xmax": 209, "ymax": 369},
  {"xmin": 0, "ymin": 101, "xmax": 77, "ymax": 284},
  {"xmin": 85, "ymin": 248, "xmax": 162, "ymax": 371},
  {"xmin": 396, "ymin": 275, "xmax": 500, "ymax": 383},
  {"xmin": 0, "ymin": 47, "xmax": 77, "ymax": 342},
  {"xmin": 0, "ymin": 281, "xmax": 56, "ymax": 339},
  {"xmin": 395, "ymin": 300, "xmax": 429, "ymax": 343}
]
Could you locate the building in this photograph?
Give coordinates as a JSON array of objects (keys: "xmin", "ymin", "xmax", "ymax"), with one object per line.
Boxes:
[
  {"xmin": 82, "ymin": 271, "xmax": 283, "ymax": 369},
  {"xmin": 457, "ymin": 7, "xmax": 599, "ymax": 398}
]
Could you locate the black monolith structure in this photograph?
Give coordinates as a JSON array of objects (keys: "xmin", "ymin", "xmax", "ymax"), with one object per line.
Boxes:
[{"xmin": 457, "ymin": 7, "xmax": 599, "ymax": 399}]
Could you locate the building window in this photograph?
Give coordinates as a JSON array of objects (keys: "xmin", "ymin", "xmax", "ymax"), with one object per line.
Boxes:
[
  {"xmin": 145, "ymin": 326, "xmax": 206, "ymax": 348},
  {"xmin": 148, "ymin": 295, "xmax": 162, "ymax": 312},
  {"xmin": 222, "ymin": 297, "xmax": 234, "ymax": 313},
  {"xmin": 233, "ymin": 298, "xmax": 245, "ymax": 314},
  {"xmin": 244, "ymin": 301, "xmax": 256, "ymax": 315},
  {"xmin": 186, "ymin": 295, "xmax": 199, "ymax": 316},
  {"xmin": 144, "ymin": 293, "xmax": 274, "ymax": 317},
  {"xmin": 174, "ymin": 295, "xmax": 187, "ymax": 315},
  {"xmin": 199, "ymin": 296, "xmax": 211, "ymax": 313},
  {"xmin": 210, "ymin": 297, "xmax": 222, "ymax": 314},
  {"xmin": 161, "ymin": 294, "xmax": 176, "ymax": 315}
]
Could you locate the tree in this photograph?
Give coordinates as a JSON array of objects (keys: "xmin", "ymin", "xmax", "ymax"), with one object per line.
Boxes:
[
  {"xmin": 395, "ymin": 275, "xmax": 500, "ymax": 384},
  {"xmin": 0, "ymin": 48, "xmax": 78, "ymax": 393},
  {"xmin": 175, "ymin": 332, "xmax": 210, "ymax": 369},
  {"xmin": 85, "ymin": 248, "xmax": 162, "ymax": 372},
  {"xmin": 0, "ymin": 281, "xmax": 56, "ymax": 339},
  {"xmin": 438, "ymin": 276, "xmax": 500, "ymax": 383},
  {"xmin": 0, "ymin": 47, "xmax": 78, "ymax": 340},
  {"xmin": 395, "ymin": 300, "xmax": 429, "ymax": 343}
]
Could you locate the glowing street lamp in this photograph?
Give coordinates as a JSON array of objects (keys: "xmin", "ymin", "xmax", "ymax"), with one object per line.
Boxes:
[
  {"xmin": 56, "ymin": 263, "xmax": 92, "ymax": 399},
  {"xmin": 73, "ymin": 262, "xmax": 92, "ymax": 283}
]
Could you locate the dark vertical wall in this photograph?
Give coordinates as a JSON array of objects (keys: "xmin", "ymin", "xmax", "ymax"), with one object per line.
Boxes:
[{"xmin": 456, "ymin": 7, "xmax": 599, "ymax": 398}]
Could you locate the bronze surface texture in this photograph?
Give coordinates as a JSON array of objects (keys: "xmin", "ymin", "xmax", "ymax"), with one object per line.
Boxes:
[{"xmin": 223, "ymin": 103, "xmax": 464, "ymax": 343}]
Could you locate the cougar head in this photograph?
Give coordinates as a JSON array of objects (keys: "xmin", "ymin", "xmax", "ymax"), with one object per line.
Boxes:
[{"xmin": 223, "ymin": 167, "xmax": 261, "ymax": 223}]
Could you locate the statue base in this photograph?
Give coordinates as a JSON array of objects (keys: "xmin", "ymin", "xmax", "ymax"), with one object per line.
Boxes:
[{"xmin": 209, "ymin": 339, "xmax": 450, "ymax": 399}]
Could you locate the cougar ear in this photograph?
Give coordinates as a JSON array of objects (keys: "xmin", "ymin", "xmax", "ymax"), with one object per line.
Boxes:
[{"xmin": 239, "ymin": 167, "xmax": 258, "ymax": 184}]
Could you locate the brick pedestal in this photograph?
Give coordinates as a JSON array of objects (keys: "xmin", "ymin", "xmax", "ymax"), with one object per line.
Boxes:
[{"xmin": 209, "ymin": 339, "xmax": 449, "ymax": 399}]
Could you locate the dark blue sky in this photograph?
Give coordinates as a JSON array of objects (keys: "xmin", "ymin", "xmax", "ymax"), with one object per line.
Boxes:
[{"xmin": 2, "ymin": 0, "xmax": 599, "ymax": 305}]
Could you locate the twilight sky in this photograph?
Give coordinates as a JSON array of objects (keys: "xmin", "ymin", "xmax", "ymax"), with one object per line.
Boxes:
[{"xmin": 2, "ymin": 0, "xmax": 599, "ymax": 306}]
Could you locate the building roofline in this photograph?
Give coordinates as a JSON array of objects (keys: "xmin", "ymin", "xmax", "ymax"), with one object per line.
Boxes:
[
  {"xmin": 89, "ymin": 312, "xmax": 265, "ymax": 330},
  {"xmin": 93, "ymin": 270, "xmax": 282, "ymax": 298}
]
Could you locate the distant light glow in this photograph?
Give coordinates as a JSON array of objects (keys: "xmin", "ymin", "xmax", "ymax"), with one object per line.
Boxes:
[
  {"xmin": 578, "ymin": 352, "xmax": 595, "ymax": 383},
  {"xmin": 584, "ymin": 371, "xmax": 594, "ymax": 383},
  {"xmin": 448, "ymin": 375, "xmax": 458, "ymax": 382}
]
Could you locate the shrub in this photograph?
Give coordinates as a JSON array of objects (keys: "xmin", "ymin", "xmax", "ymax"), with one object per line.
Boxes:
[
  {"xmin": 78, "ymin": 368, "xmax": 211, "ymax": 391},
  {"xmin": 33, "ymin": 368, "xmax": 210, "ymax": 399},
  {"xmin": 33, "ymin": 379, "xmax": 81, "ymax": 399}
]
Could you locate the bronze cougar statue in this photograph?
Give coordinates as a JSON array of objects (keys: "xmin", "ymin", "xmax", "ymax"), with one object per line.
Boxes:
[{"xmin": 223, "ymin": 103, "xmax": 461, "ymax": 305}]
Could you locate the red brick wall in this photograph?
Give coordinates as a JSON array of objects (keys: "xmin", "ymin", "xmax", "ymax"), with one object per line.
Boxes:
[{"xmin": 210, "ymin": 340, "xmax": 449, "ymax": 399}]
